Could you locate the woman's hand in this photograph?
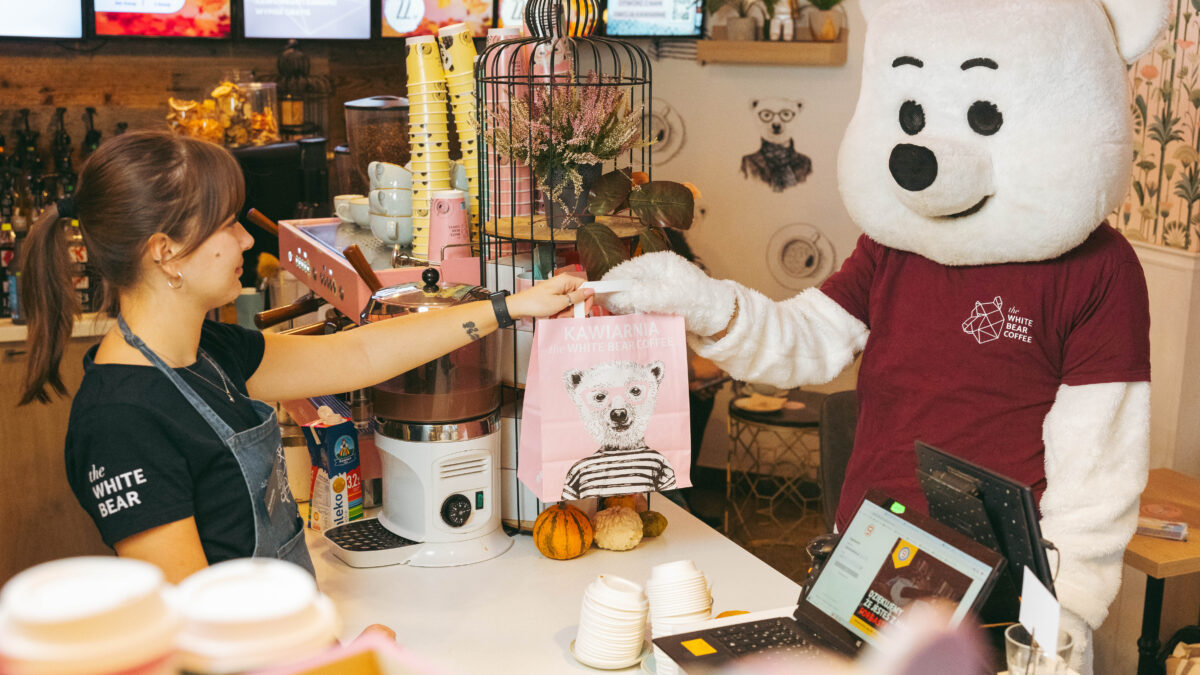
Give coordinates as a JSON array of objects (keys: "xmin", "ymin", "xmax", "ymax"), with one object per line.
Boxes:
[{"xmin": 506, "ymin": 274, "xmax": 593, "ymax": 319}]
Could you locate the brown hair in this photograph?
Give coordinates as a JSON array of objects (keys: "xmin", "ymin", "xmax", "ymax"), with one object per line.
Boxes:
[{"xmin": 19, "ymin": 131, "xmax": 245, "ymax": 405}]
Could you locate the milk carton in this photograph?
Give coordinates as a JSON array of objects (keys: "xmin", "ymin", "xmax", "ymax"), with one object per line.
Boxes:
[{"xmin": 303, "ymin": 407, "xmax": 363, "ymax": 532}]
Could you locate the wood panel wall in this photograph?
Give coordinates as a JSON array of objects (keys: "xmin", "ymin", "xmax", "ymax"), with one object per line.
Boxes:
[{"xmin": 0, "ymin": 38, "xmax": 408, "ymax": 166}]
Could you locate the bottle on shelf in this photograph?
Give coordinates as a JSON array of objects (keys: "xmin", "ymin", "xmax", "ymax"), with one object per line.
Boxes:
[
  {"xmin": 66, "ymin": 219, "xmax": 94, "ymax": 312},
  {"xmin": 0, "ymin": 222, "xmax": 14, "ymax": 319},
  {"xmin": 8, "ymin": 229, "xmax": 23, "ymax": 325}
]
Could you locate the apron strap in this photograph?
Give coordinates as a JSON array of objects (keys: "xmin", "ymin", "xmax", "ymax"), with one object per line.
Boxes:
[{"xmin": 116, "ymin": 316, "xmax": 237, "ymax": 441}]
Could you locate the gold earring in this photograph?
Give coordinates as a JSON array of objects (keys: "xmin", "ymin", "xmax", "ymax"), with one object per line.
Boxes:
[{"xmin": 167, "ymin": 272, "xmax": 184, "ymax": 289}]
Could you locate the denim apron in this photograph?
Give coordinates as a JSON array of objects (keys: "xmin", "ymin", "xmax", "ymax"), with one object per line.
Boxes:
[{"xmin": 117, "ymin": 317, "xmax": 315, "ymax": 574}]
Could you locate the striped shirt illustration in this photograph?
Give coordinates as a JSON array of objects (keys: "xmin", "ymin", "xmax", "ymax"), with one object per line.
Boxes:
[{"xmin": 560, "ymin": 446, "xmax": 677, "ymax": 500}]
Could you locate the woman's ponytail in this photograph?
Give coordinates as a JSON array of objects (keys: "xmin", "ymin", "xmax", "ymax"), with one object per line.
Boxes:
[{"xmin": 18, "ymin": 205, "xmax": 79, "ymax": 406}]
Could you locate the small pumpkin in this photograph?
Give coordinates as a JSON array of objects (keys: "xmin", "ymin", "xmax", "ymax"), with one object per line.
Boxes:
[
  {"xmin": 533, "ymin": 503, "xmax": 594, "ymax": 560},
  {"xmin": 640, "ymin": 510, "xmax": 668, "ymax": 537},
  {"xmin": 600, "ymin": 493, "xmax": 648, "ymax": 512}
]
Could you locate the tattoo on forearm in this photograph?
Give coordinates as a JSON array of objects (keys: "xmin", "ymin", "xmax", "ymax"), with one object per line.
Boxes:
[{"xmin": 463, "ymin": 321, "xmax": 481, "ymax": 341}]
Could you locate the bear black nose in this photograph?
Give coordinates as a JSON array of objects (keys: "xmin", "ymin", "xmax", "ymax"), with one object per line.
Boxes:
[
  {"xmin": 610, "ymin": 409, "xmax": 629, "ymax": 425},
  {"xmin": 889, "ymin": 144, "xmax": 938, "ymax": 192},
  {"xmin": 772, "ymin": 123, "xmax": 782, "ymax": 134}
]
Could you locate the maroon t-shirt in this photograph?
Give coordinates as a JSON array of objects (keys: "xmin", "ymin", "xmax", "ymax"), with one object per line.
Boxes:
[{"xmin": 819, "ymin": 224, "xmax": 1150, "ymax": 530}]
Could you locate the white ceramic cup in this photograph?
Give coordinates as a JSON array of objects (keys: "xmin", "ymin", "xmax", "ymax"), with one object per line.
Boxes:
[
  {"xmin": 369, "ymin": 161, "xmax": 413, "ymax": 189},
  {"xmin": 174, "ymin": 559, "xmax": 338, "ymax": 675},
  {"xmin": 333, "ymin": 194, "xmax": 364, "ymax": 223},
  {"xmin": 0, "ymin": 557, "xmax": 181, "ymax": 675},
  {"xmin": 349, "ymin": 197, "xmax": 371, "ymax": 228},
  {"xmin": 370, "ymin": 213, "xmax": 414, "ymax": 246},
  {"xmin": 370, "ymin": 188, "xmax": 413, "ymax": 216}
]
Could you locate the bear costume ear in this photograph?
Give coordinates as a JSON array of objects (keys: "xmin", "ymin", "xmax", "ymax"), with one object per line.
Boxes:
[
  {"xmin": 1098, "ymin": 0, "xmax": 1169, "ymax": 63},
  {"xmin": 751, "ymin": 99, "xmax": 759, "ymax": 109},
  {"xmin": 647, "ymin": 360, "xmax": 665, "ymax": 383},
  {"xmin": 564, "ymin": 370, "xmax": 585, "ymax": 392}
]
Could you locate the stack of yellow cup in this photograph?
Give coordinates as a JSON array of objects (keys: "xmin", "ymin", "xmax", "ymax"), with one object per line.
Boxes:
[
  {"xmin": 407, "ymin": 34, "xmax": 453, "ymax": 259},
  {"xmin": 438, "ymin": 23, "xmax": 481, "ymax": 237}
]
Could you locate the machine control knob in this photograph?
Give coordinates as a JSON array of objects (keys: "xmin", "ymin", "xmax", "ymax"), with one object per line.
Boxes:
[
  {"xmin": 440, "ymin": 493, "xmax": 472, "ymax": 527},
  {"xmin": 422, "ymin": 268, "xmax": 440, "ymax": 292}
]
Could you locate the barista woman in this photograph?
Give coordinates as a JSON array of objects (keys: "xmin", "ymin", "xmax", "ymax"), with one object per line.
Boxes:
[{"xmin": 19, "ymin": 131, "xmax": 589, "ymax": 583}]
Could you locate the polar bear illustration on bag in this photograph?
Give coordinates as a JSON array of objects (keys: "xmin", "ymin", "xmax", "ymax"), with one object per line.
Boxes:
[{"xmin": 560, "ymin": 360, "xmax": 677, "ymax": 500}]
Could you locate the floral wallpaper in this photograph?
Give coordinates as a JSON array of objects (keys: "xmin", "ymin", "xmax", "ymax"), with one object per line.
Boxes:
[{"xmin": 1120, "ymin": 0, "xmax": 1200, "ymax": 253}]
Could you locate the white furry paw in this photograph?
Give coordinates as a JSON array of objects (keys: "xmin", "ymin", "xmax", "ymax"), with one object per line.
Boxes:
[
  {"xmin": 600, "ymin": 252, "xmax": 736, "ymax": 336},
  {"xmin": 1060, "ymin": 608, "xmax": 1094, "ymax": 675}
]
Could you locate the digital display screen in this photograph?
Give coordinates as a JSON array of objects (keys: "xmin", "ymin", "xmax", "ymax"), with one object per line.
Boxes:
[
  {"xmin": 380, "ymin": 0, "xmax": 492, "ymax": 38},
  {"xmin": 95, "ymin": 0, "xmax": 232, "ymax": 38},
  {"xmin": 1, "ymin": 2, "xmax": 84, "ymax": 38},
  {"xmin": 243, "ymin": 0, "xmax": 371, "ymax": 39},
  {"xmin": 604, "ymin": 0, "xmax": 702, "ymax": 37}
]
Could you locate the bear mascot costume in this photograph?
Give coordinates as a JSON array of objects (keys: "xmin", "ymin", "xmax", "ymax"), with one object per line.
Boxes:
[{"xmin": 601, "ymin": 0, "xmax": 1168, "ymax": 670}]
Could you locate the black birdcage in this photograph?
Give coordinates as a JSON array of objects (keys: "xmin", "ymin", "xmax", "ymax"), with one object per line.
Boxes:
[{"xmin": 476, "ymin": 0, "xmax": 653, "ymax": 530}]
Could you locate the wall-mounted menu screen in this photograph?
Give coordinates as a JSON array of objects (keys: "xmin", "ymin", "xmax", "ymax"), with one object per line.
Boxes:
[
  {"xmin": 380, "ymin": 0, "xmax": 491, "ymax": 38},
  {"xmin": 95, "ymin": 0, "xmax": 232, "ymax": 38},
  {"xmin": 243, "ymin": 0, "xmax": 371, "ymax": 39},
  {"xmin": 604, "ymin": 0, "xmax": 702, "ymax": 37},
  {"xmin": 2, "ymin": 2, "xmax": 85, "ymax": 38}
]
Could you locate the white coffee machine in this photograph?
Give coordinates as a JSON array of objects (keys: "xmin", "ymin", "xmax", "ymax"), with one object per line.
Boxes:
[{"xmin": 323, "ymin": 269, "xmax": 511, "ymax": 568}]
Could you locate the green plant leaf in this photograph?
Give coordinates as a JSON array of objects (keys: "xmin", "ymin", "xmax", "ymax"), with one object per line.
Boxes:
[
  {"xmin": 629, "ymin": 182, "xmax": 695, "ymax": 230},
  {"xmin": 575, "ymin": 222, "xmax": 630, "ymax": 280},
  {"xmin": 639, "ymin": 227, "xmax": 672, "ymax": 254},
  {"xmin": 588, "ymin": 168, "xmax": 634, "ymax": 216}
]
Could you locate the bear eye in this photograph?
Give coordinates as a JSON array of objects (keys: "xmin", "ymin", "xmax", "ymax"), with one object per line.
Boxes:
[
  {"xmin": 593, "ymin": 392, "xmax": 606, "ymax": 403},
  {"xmin": 629, "ymin": 387, "xmax": 642, "ymax": 397},
  {"xmin": 899, "ymin": 100, "xmax": 924, "ymax": 136},
  {"xmin": 968, "ymin": 100, "xmax": 1003, "ymax": 136},
  {"xmin": 757, "ymin": 109, "xmax": 774, "ymax": 123},
  {"xmin": 777, "ymin": 109, "xmax": 795, "ymax": 122}
]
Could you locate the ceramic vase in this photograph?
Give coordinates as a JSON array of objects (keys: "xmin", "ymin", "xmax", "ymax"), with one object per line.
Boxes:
[{"xmin": 807, "ymin": 6, "xmax": 844, "ymax": 41}]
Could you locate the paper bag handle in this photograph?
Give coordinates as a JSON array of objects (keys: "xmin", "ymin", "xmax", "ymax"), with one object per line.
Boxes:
[{"xmin": 575, "ymin": 280, "xmax": 634, "ymax": 319}]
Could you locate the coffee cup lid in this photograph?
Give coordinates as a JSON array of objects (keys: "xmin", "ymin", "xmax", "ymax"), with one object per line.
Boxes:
[
  {"xmin": 174, "ymin": 559, "xmax": 339, "ymax": 674},
  {"xmin": 0, "ymin": 557, "xmax": 180, "ymax": 674}
]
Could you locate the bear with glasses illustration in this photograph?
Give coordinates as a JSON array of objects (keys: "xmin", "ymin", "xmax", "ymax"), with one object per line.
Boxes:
[{"xmin": 741, "ymin": 97, "xmax": 813, "ymax": 192}]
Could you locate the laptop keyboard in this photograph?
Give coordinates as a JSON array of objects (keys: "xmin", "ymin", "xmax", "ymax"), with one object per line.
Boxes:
[{"xmin": 707, "ymin": 617, "xmax": 820, "ymax": 657}]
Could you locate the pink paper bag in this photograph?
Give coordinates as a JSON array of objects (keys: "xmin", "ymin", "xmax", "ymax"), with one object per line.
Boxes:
[{"xmin": 518, "ymin": 311, "xmax": 691, "ymax": 502}]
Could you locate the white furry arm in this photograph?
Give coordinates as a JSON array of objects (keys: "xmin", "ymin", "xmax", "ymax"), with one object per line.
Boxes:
[
  {"xmin": 1040, "ymin": 381, "xmax": 1149, "ymax": 674},
  {"xmin": 688, "ymin": 286, "xmax": 869, "ymax": 389}
]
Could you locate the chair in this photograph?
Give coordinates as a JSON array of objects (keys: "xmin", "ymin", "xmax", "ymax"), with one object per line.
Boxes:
[{"xmin": 817, "ymin": 390, "xmax": 857, "ymax": 532}]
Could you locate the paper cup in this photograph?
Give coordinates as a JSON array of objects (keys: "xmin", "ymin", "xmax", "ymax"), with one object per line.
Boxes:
[
  {"xmin": 437, "ymin": 24, "xmax": 477, "ymax": 78},
  {"xmin": 407, "ymin": 81, "xmax": 448, "ymax": 95},
  {"xmin": 405, "ymin": 36, "xmax": 445, "ymax": 81},
  {"xmin": 174, "ymin": 559, "xmax": 338, "ymax": 675},
  {"xmin": 0, "ymin": 557, "xmax": 181, "ymax": 675}
]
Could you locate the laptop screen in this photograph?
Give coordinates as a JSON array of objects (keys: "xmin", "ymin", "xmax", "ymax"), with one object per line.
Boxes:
[{"xmin": 804, "ymin": 498, "xmax": 996, "ymax": 645}]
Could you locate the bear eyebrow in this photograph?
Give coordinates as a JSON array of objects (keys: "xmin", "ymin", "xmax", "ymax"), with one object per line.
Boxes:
[
  {"xmin": 892, "ymin": 56, "xmax": 923, "ymax": 68},
  {"xmin": 961, "ymin": 57, "xmax": 999, "ymax": 71}
]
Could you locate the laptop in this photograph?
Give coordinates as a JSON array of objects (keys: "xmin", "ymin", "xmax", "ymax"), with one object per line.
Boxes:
[{"xmin": 653, "ymin": 489, "xmax": 1005, "ymax": 669}]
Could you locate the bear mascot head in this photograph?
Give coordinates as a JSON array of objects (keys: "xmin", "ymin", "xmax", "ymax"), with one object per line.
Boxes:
[{"xmin": 838, "ymin": 0, "xmax": 1168, "ymax": 266}]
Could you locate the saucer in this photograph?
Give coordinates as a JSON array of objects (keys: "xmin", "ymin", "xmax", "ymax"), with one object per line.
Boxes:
[{"xmin": 570, "ymin": 639, "xmax": 651, "ymax": 670}]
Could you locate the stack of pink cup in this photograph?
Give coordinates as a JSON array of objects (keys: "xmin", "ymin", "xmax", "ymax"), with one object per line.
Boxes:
[
  {"xmin": 573, "ymin": 575, "xmax": 649, "ymax": 670},
  {"xmin": 406, "ymin": 35, "xmax": 453, "ymax": 260},
  {"xmin": 647, "ymin": 560, "xmax": 714, "ymax": 675},
  {"xmin": 483, "ymin": 27, "xmax": 536, "ymax": 225}
]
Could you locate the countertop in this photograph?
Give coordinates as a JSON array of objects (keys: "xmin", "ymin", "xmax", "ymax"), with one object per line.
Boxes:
[
  {"xmin": 306, "ymin": 498, "xmax": 802, "ymax": 673},
  {"xmin": 0, "ymin": 313, "xmax": 113, "ymax": 343}
]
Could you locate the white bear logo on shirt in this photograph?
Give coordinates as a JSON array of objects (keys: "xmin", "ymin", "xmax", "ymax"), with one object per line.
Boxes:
[{"xmin": 962, "ymin": 296, "xmax": 1004, "ymax": 344}]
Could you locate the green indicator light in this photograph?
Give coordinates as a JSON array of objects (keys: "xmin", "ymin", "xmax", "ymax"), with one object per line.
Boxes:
[{"xmin": 890, "ymin": 502, "xmax": 906, "ymax": 515}]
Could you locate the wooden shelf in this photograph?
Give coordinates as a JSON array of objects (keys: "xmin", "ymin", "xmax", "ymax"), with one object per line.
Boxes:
[
  {"xmin": 696, "ymin": 30, "xmax": 848, "ymax": 66},
  {"xmin": 483, "ymin": 214, "xmax": 644, "ymax": 242}
]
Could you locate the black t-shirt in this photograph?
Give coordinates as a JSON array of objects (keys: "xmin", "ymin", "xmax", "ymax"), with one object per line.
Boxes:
[{"xmin": 65, "ymin": 320, "xmax": 267, "ymax": 564}]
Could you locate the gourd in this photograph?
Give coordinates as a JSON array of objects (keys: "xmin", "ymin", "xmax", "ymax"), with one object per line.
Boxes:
[
  {"xmin": 640, "ymin": 510, "xmax": 668, "ymax": 537},
  {"xmin": 599, "ymin": 493, "xmax": 648, "ymax": 512},
  {"xmin": 533, "ymin": 503, "xmax": 594, "ymax": 560},
  {"xmin": 593, "ymin": 506, "xmax": 645, "ymax": 551}
]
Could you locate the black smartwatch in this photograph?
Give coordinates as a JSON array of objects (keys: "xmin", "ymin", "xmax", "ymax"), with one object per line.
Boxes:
[{"xmin": 490, "ymin": 290, "xmax": 515, "ymax": 328}]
